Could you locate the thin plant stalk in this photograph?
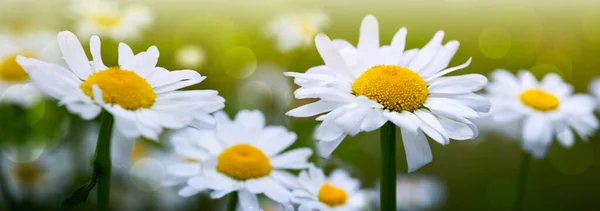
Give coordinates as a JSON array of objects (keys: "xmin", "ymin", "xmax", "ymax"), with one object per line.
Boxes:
[
  {"xmin": 513, "ymin": 152, "xmax": 531, "ymax": 211},
  {"xmin": 92, "ymin": 111, "xmax": 114, "ymax": 211},
  {"xmin": 380, "ymin": 122, "xmax": 396, "ymax": 210}
]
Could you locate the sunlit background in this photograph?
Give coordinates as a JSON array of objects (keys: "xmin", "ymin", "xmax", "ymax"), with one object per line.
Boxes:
[{"xmin": 1, "ymin": 0, "xmax": 600, "ymax": 210}]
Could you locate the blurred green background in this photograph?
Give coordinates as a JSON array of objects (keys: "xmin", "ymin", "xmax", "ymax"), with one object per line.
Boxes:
[{"xmin": 1, "ymin": 0, "xmax": 600, "ymax": 210}]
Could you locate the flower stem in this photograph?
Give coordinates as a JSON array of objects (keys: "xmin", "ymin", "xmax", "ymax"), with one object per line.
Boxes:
[
  {"xmin": 513, "ymin": 152, "xmax": 531, "ymax": 211},
  {"xmin": 92, "ymin": 111, "xmax": 114, "ymax": 211},
  {"xmin": 227, "ymin": 191, "xmax": 238, "ymax": 211},
  {"xmin": 380, "ymin": 122, "xmax": 396, "ymax": 211}
]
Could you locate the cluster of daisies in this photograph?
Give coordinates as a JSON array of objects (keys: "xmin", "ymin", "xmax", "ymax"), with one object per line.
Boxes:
[{"xmin": 1, "ymin": 0, "xmax": 600, "ymax": 210}]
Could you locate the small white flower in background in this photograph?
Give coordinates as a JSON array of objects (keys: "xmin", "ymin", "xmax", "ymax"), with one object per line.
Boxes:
[
  {"xmin": 69, "ymin": 0, "xmax": 154, "ymax": 40},
  {"xmin": 238, "ymin": 63, "xmax": 294, "ymax": 122},
  {"xmin": 17, "ymin": 31, "xmax": 225, "ymax": 140},
  {"xmin": 265, "ymin": 11, "xmax": 329, "ymax": 53},
  {"xmin": 589, "ymin": 78, "xmax": 600, "ymax": 107},
  {"xmin": 486, "ymin": 70, "xmax": 599, "ymax": 158},
  {"xmin": 167, "ymin": 110, "xmax": 312, "ymax": 211},
  {"xmin": 290, "ymin": 166, "xmax": 368, "ymax": 211},
  {"xmin": 373, "ymin": 175, "xmax": 444, "ymax": 210},
  {"xmin": 285, "ymin": 15, "xmax": 489, "ymax": 172},
  {"xmin": 0, "ymin": 32, "xmax": 59, "ymax": 107},
  {"xmin": 0, "ymin": 148, "xmax": 74, "ymax": 203},
  {"xmin": 175, "ymin": 45, "xmax": 206, "ymax": 69}
]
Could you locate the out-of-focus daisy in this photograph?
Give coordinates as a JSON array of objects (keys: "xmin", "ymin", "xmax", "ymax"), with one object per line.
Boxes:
[
  {"xmin": 285, "ymin": 15, "xmax": 488, "ymax": 171},
  {"xmin": 486, "ymin": 70, "xmax": 599, "ymax": 158},
  {"xmin": 0, "ymin": 148, "xmax": 74, "ymax": 204},
  {"xmin": 238, "ymin": 63, "xmax": 293, "ymax": 123},
  {"xmin": 373, "ymin": 175, "xmax": 444, "ymax": 210},
  {"xmin": 265, "ymin": 11, "xmax": 329, "ymax": 53},
  {"xmin": 590, "ymin": 78, "xmax": 600, "ymax": 107},
  {"xmin": 168, "ymin": 110, "xmax": 312, "ymax": 210},
  {"xmin": 175, "ymin": 45, "xmax": 206, "ymax": 69},
  {"xmin": 69, "ymin": 0, "xmax": 154, "ymax": 40},
  {"xmin": 291, "ymin": 166, "xmax": 367, "ymax": 211},
  {"xmin": 0, "ymin": 32, "xmax": 58, "ymax": 107},
  {"xmin": 17, "ymin": 31, "xmax": 224, "ymax": 140}
]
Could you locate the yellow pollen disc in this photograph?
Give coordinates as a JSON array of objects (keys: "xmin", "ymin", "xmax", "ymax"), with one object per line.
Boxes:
[
  {"xmin": 519, "ymin": 89, "xmax": 560, "ymax": 112},
  {"xmin": 80, "ymin": 67, "xmax": 156, "ymax": 110},
  {"xmin": 216, "ymin": 144, "xmax": 271, "ymax": 180},
  {"xmin": 352, "ymin": 65, "xmax": 429, "ymax": 112},
  {"xmin": 129, "ymin": 140, "xmax": 149, "ymax": 163},
  {"xmin": 318, "ymin": 183, "xmax": 348, "ymax": 207},
  {"xmin": 11, "ymin": 163, "xmax": 43, "ymax": 185},
  {"xmin": 0, "ymin": 53, "xmax": 36, "ymax": 82},
  {"xmin": 93, "ymin": 13, "xmax": 121, "ymax": 28}
]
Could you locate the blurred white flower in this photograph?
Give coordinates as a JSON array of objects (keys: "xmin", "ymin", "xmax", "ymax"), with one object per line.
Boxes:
[
  {"xmin": 291, "ymin": 166, "xmax": 368, "ymax": 211},
  {"xmin": 381, "ymin": 175, "xmax": 445, "ymax": 210},
  {"xmin": 486, "ymin": 70, "xmax": 599, "ymax": 158},
  {"xmin": 17, "ymin": 31, "xmax": 224, "ymax": 140},
  {"xmin": 175, "ymin": 45, "xmax": 206, "ymax": 69},
  {"xmin": 0, "ymin": 31, "xmax": 59, "ymax": 107},
  {"xmin": 265, "ymin": 11, "xmax": 329, "ymax": 53},
  {"xmin": 0, "ymin": 147, "xmax": 74, "ymax": 203},
  {"xmin": 589, "ymin": 77, "xmax": 600, "ymax": 107},
  {"xmin": 69, "ymin": 0, "xmax": 154, "ymax": 40},
  {"xmin": 285, "ymin": 15, "xmax": 489, "ymax": 172},
  {"xmin": 167, "ymin": 110, "xmax": 312, "ymax": 211},
  {"xmin": 238, "ymin": 63, "xmax": 293, "ymax": 123}
]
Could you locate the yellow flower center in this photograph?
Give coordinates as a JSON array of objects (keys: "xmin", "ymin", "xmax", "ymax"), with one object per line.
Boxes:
[
  {"xmin": 318, "ymin": 183, "xmax": 348, "ymax": 207},
  {"xmin": 352, "ymin": 65, "xmax": 429, "ymax": 112},
  {"xmin": 0, "ymin": 53, "xmax": 36, "ymax": 82},
  {"xmin": 129, "ymin": 140, "xmax": 149, "ymax": 163},
  {"xmin": 80, "ymin": 67, "xmax": 156, "ymax": 110},
  {"xmin": 216, "ymin": 144, "xmax": 271, "ymax": 180},
  {"xmin": 93, "ymin": 13, "xmax": 121, "ymax": 28},
  {"xmin": 519, "ymin": 89, "xmax": 560, "ymax": 112},
  {"xmin": 11, "ymin": 162, "xmax": 43, "ymax": 185}
]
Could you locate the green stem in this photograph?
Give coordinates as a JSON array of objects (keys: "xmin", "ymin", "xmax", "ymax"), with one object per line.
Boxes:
[
  {"xmin": 380, "ymin": 122, "xmax": 396, "ymax": 211},
  {"xmin": 513, "ymin": 152, "xmax": 531, "ymax": 211},
  {"xmin": 93, "ymin": 111, "xmax": 114, "ymax": 211},
  {"xmin": 227, "ymin": 192, "xmax": 238, "ymax": 211}
]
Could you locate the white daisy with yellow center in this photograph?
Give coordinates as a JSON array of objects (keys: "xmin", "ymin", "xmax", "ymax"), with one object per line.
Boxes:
[
  {"xmin": 0, "ymin": 32, "xmax": 58, "ymax": 107},
  {"xmin": 17, "ymin": 31, "xmax": 225, "ymax": 140},
  {"xmin": 69, "ymin": 0, "xmax": 153, "ymax": 40},
  {"xmin": 167, "ymin": 110, "xmax": 312, "ymax": 210},
  {"xmin": 266, "ymin": 11, "xmax": 329, "ymax": 53},
  {"xmin": 285, "ymin": 15, "xmax": 489, "ymax": 172},
  {"xmin": 486, "ymin": 70, "xmax": 599, "ymax": 158},
  {"xmin": 1, "ymin": 148, "xmax": 74, "ymax": 202},
  {"xmin": 291, "ymin": 166, "xmax": 367, "ymax": 211}
]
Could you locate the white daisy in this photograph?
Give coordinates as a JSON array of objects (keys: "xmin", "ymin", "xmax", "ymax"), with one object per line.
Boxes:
[
  {"xmin": 590, "ymin": 77, "xmax": 600, "ymax": 107},
  {"xmin": 265, "ymin": 11, "xmax": 329, "ymax": 53},
  {"xmin": 167, "ymin": 110, "xmax": 312, "ymax": 210},
  {"xmin": 17, "ymin": 31, "xmax": 225, "ymax": 140},
  {"xmin": 290, "ymin": 166, "xmax": 368, "ymax": 211},
  {"xmin": 0, "ymin": 32, "xmax": 59, "ymax": 107},
  {"xmin": 69, "ymin": 0, "xmax": 154, "ymax": 40},
  {"xmin": 486, "ymin": 69, "xmax": 599, "ymax": 158},
  {"xmin": 285, "ymin": 15, "xmax": 489, "ymax": 172},
  {"xmin": 0, "ymin": 147, "xmax": 74, "ymax": 204}
]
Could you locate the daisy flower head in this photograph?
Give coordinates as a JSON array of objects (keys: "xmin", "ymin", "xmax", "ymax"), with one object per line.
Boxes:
[
  {"xmin": 17, "ymin": 31, "xmax": 225, "ymax": 140},
  {"xmin": 0, "ymin": 31, "xmax": 59, "ymax": 107},
  {"xmin": 285, "ymin": 15, "xmax": 489, "ymax": 172},
  {"xmin": 266, "ymin": 11, "xmax": 329, "ymax": 53},
  {"xmin": 69, "ymin": 0, "xmax": 154, "ymax": 40},
  {"xmin": 291, "ymin": 165, "xmax": 368, "ymax": 211},
  {"xmin": 167, "ymin": 110, "xmax": 312, "ymax": 210},
  {"xmin": 486, "ymin": 69, "xmax": 599, "ymax": 158}
]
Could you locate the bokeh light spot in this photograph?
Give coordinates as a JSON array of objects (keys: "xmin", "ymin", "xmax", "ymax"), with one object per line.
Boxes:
[
  {"xmin": 130, "ymin": 158, "xmax": 165, "ymax": 191},
  {"xmin": 222, "ymin": 46, "xmax": 257, "ymax": 79},
  {"xmin": 479, "ymin": 26, "xmax": 511, "ymax": 59},
  {"xmin": 549, "ymin": 141, "xmax": 594, "ymax": 175}
]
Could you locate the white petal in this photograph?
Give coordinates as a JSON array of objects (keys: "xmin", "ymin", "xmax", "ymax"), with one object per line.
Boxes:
[
  {"xmin": 89, "ymin": 35, "xmax": 106, "ymax": 71},
  {"xmin": 388, "ymin": 27, "xmax": 407, "ymax": 65},
  {"xmin": 314, "ymin": 34, "xmax": 352, "ymax": 79},
  {"xmin": 522, "ymin": 114, "xmax": 552, "ymax": 158},
  {"xmin": 286, "ymin": 101, "xmax": 343, "ymax": 117},
  {"xmin": 270, "ymin": 148, "xmax": 312, "ymax": 169},
  {"xmin": 238, "ymin": 190, "xmax": 260, "ymax": 211},
  {"xmin": 234, "ymin": 110, "xmax": 265, "ymax": 130},
  {"xmin": 383, "ymin": 111, "xmax": 420, "ymax": 132},
  {"xmin": 360, "ymin": 110, "xmax": 387, "ymax": 132},
  {"xmin": 408, "ymin": 31, "xmax": 444, "ymax": 71},
  {"xmin": 518, "ymin": 71, "xmax": 539, "ymax": 90},
  {"xmin": 414, "ymin": 110, "xmax": 449, "ymax": 145},
  {"xmin": 401, "ymin": 129, "xmax": 432, "ymax": 172},
  {"xmin": 357, "ymin": 15, "xmax": 380, "ymax": 59},
  {"xmin": 57, "ymin": 31, "xmax": 92, "ymax": 79},
  {"xmin": 425, "ymin": 57, "xmax": 472, "ymax": 81},
  {"xmin": 428, "ymin": 74, "xmax": 488, "ymax": 95},
  {"xmin": 317, "ymin": 135, "xmax": 345, "ymax": 158},
  {"xmin": 118, "ymin": 43, "xmax": 136, "ymax": 69}
]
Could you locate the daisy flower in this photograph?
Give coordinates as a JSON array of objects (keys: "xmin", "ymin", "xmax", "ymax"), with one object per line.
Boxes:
[
  {"xmin": 17, "ymin": 31, "xmax": 225, "ymax": 140},
  {"xmin": 590, "ymin": 77, "xmax": 600, "ymax": 107},
  {"xmin": 265, "ymin": 11, "xmax": 329, "ymax": 53},
  {"xmin": 69, "ymin": 0, "xmax": 154, "ymax": 40},
  {"xmin": 0, "ymin": 147, "xmax": 74, "ymax": 204},
  {"xmin": 291, "ymin": 166, "xmax": 368, "ymax": 211},
  {"xmin": 486, "ymin": 69, "xmax": 599, "ymax": 158},
  {"xmin": 167, "ymin": 110, "xmax": 312, "ymax": 210},
  {"xmin": 0, "ymin": 32, "xmax": 59, "ymax": 107},
  {"xmin": 285, "ymin": 15, "xmax": 489, "ymax": 171}
]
